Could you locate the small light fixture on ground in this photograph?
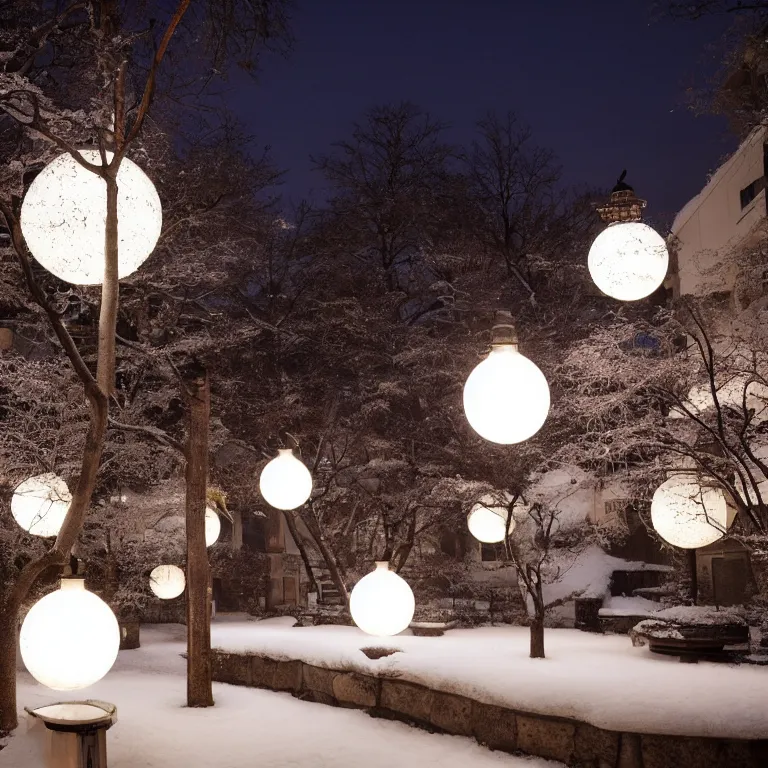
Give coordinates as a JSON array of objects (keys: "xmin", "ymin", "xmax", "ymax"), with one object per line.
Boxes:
[
  {"xmin": 463, "ymin": 313, "xmax": 550, "ymax": 444},
  {"xmin": 588, "ymin": 171, "xmax": 668, "ymax": 301},
  {"xmin": 11, "ymin": 473, "xmax": 72, "ymax": 537},
  {"xmin": 350, "ymin": 561, "xmax": 415, "ymax": 636},
  {"xmin": 20, "ymin": 150, "xmax": 162, "ymax": 285},
  {"xmin": 651, "ymin": 473, "xmax": 728, "ymax": 549},
  {"xmin": 259, "ymin": 448, "xmax": 313, "ymax": 510},
  {"xmin": 149, "ymin": 564, "xmax": 186, "ymax": 599},
  {"xmin": 20, "ymin": 576, "xmax": 120, "ymax": 691},
  {"xmin": 205, "ymin": 506, "xmax": 221, "ymax": 547},
  {"xmin": 467, "ymin": 496, "xmax": 518, "ymax": 543}
]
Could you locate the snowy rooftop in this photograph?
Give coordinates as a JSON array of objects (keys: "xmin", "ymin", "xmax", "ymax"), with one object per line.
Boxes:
[{"xmin": 211, "ymin": 617, "xmax": 768, "ymax": 740}]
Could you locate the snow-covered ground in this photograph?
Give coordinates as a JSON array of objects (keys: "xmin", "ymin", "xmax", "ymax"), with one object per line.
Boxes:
[
  {"xmin": 211, "ymin": 617, "xmax": 768, "ymax": 740},
  {"xmin": 2, "ymin": 623, "xmax": 557, "ymax": 768}
]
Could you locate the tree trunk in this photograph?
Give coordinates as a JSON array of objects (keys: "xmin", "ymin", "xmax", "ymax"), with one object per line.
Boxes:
[
  {"xmin": 184, "ymin": 364, "xmax": 213, "ymax": 708},
  {"xmin": 283, "ymin": 511, "xmax": 319, "ymax": 595},
  {"xmin": 530, "ymin": 570, "xmax": 546, "ymax": 659},
  {"xmin": 301, "ymin": 510, "xmax": 349, "ymax": 607},
  {"xmin": 0, "ymin": 607, "xmax": 17, "ymax": 734},
  {"xmin": 530, "ymin": 614, "xmax": 545, "ymax": 659},
  {"xmin": 688, "ymin": 548, "xmax": 698, "ymax": 605}
]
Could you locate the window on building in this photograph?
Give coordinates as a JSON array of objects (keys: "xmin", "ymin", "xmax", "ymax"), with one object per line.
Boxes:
[
  {"xmin": 440, "ymin": 528, "xmax": 467, "ymax": 560},
  {"xmin": 480, "ymin": 542, "xmax": 506, "ymax": 562},
  {"xmin": 242, "ymin": 515, "xmax": 266, "ymax": 553},
  {"xmin": 740, "ymin": 176, "xmax": 766, "ymax": 209}
]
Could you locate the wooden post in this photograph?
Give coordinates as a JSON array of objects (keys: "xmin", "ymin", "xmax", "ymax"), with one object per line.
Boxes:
[{"xmin": 183, "ymin": 362, "xmax": 213, "ymax": 707}]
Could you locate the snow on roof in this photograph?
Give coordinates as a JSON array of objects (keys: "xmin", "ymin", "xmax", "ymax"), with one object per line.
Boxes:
[{"xmin": 672, "ymin": 126, "xmax": 766, "ymax": 236}]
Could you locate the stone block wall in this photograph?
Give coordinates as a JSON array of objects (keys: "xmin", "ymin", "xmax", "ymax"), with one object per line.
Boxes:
[{"xmin": 210, "ymin": 649, "xmax": 768, "ymax": 768}]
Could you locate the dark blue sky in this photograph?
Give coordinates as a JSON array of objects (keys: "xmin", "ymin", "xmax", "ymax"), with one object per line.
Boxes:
[{"xmin": 227, "ymin": 0, "xmax": 733, "ymax": 223}]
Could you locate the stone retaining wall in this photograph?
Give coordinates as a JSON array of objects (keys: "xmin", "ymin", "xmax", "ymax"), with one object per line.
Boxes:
[{"xmin": 211, "ymin": 649, "xmax": 768, "ymax": 768}]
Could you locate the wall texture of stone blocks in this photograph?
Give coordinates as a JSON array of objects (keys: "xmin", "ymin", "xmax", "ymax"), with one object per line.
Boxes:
[{"xmin": 210, "ymin": 649, "xmax": 768, "ymax": 768}]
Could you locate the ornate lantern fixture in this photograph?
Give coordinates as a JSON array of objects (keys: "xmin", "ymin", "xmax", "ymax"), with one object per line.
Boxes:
[{"xmin": 588, "ymin": 171, "xmax": 669, "ymax": 301}]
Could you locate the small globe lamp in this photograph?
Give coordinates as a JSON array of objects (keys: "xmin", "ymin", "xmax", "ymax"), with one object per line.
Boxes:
[
  {"xmin": 11, "ymin": 473, "xmax": 72, "ymax": 537},
  {"xmin": 463, "ymin": 313, "xmax": 550, "ymax": 444},
  {"xmin": 651, "ymin": 472, "xmax": 728, "ymax": 549},
  {"xmin": 349, "ymin": 562, "xmax": 416, "ymax": 636},
  {"xmin": 149, "ymin": 565, "xmax": 186, "ymax": 600},
  {"xmin": 205, "ymin": 506, "xmax": 221, "ymax": 547},
  {"xmin": 20, "ymin": 573, "xmax": 120, "ymax": 691},
  {"xmin": 259, "ymin": 449, "xmax": 313, "ymax": 510},
  {"xmin": 467, "ymin": 499, "xmax": 516, "ymax": 544},
  {"xmin": 20, "ymin": 150, "xmax": 162, "ymax": 285},
  {"xmin": 588, "ymin": 171, "xmax": 669, "ymax": 301}
]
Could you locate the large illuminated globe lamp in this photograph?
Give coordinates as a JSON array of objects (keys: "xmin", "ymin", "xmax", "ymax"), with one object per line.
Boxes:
[
  {"xmin": 20, "ymin": 577, "xmax": 120, "ymax": 691},
  {"xmin": 651, "ymin": 473, "xmax": 728, "ymax": 549},
  {"xmin": 259, "ymin": 449, "xmax": 313, "ymax": 510},
  {"xmin": 205, "ymin": 506, "xmax": 221, "ymax": 547},
  {"xmin": 463, "ymin": 318, "xmax": 550, "ymax": 445},
  {"xmin": 588, "ymin": 172, "xmax": 668, "ymax": 302},
  {"xmin": 149, "ymin": 565, "xmax": 186, "ymax": 600},
  {"xmin": 20, "ymin": 150, "xmax": 162, "ymax": 285},
  {"xmin": 588, "ymin": 222, "xmax": 669, "ymax": 301},
  {"xmin": 467, "ymin": 500, "xmax": 515, "ymax": 544},
  {"xmin": 11, "ymin": 473, "xmax": 72, "ymax": 537},
  {"xmin": 350, "ymin": 562, "xmax": 415, "ymax": 637}
]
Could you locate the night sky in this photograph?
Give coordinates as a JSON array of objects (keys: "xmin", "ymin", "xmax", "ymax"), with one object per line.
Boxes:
[{"xmin": 228, "ymin": 0, "xmax": 734, "ymax": 224}]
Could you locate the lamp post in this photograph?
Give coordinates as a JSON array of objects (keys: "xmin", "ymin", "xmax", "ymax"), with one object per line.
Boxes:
[
  {"xmin": 588, "ymin": 171, "xmax": 669, "ymax": 301},
  {"xmin": 463, "ymin": 312, "xmax": 550, "ymax": 445}
]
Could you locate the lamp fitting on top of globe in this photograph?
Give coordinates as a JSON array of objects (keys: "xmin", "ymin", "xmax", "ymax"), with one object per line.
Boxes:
[
  {"xmin": 463, "ymin": 312, "xmax": 550, "ymax": 445},
  {"xmin": 588, "ymin": 171, "xmax": 669, "ymax": 302}
]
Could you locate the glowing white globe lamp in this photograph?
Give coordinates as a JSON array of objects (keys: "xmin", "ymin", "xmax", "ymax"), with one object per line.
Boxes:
[
  {"xmin": 350, "ymin": 562, "xmax": 415, "ymax": 637},
  {"xmin": 259, "ymin": 449, "xmax": 313, "ymax": 510},
  {"xmin": 20, "ymin": 577, "xmax": 120, "ymax": 691},
  {"xmin": 588, "ymin": 173, "xmax": 668, "ymax": 301},
  {"xmin": 20, "ymin": 150, "xmax": 162, "ymax": 285},
  {"xmin": 463, "ymin": 315, "xmax": 550, "ymax": 444},
  {"xmin": 11, "ymin": 473, "xmax": 72, "ymax": 537},
  {"xmin": 651, "ymin": 473, "xmax": 728, "ymax": 549},
  {"xmin": 149, "ymin": 565, "xmax": 186, "ymax": 600},
  {"xmin": 467, "ymin": 499, "xmax": 515, "ymax": 544},
  {"xmin": 205, "ymin": 506, "xmax": 221, "ymax": 547}
]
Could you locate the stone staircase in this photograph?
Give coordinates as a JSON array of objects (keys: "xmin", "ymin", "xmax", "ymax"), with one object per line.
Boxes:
[{"xmin": 314, "ymin": 566, "xmax": 344, "ymax": 606}]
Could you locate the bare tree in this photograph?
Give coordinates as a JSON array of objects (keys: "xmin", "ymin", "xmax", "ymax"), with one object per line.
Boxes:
[
  {"xmin": 314, "ymin": 102, "xmax": 454, "ymax": 292},
  {"xmin": 0, "ymin": 0, "xmax": 290, "ymax": 733}
]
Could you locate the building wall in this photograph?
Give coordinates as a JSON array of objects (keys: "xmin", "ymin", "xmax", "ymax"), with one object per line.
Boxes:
[{"xmin": 671, "ymin": 127, "xmax": 766, "ymax": 298}]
